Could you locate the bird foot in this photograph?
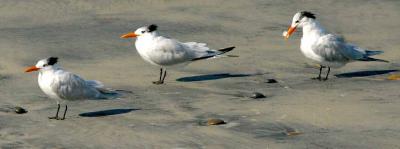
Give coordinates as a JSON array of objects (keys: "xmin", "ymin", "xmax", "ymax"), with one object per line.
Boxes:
[
  {"xmin": 48, "ymin": 116, "xmax": 58, "ymax": 119},
  {"xmin": 48, "ymin": 116, "xmax": 65, "ymax": 120},
  {"xmin": 311, "ymin": 77, "xmax": 329, "ymax": 81},
  {"xmin": 311, "ymin": 77, "xmax": 322, "ymax": 81},
  {"xmin": 152, "ymin": 81, "xmax": 164, "ymax": 85}
]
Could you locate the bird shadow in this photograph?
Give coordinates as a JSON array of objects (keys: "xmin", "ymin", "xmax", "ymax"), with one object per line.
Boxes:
[
  {"xmin": 176, "ymin": 73, "xmax": 262, "ymax": 82},
  {"xmin": 79, "ymin": 108, "xmax": 139, "ymax": 117},
  {"xmin": 335, "ymin": 69, "xmax": 398, "ymax": 78}
]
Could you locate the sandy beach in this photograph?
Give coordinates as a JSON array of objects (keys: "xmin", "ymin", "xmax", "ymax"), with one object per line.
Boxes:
[{"xmin": 0, "ymin": 0, "xmax": 400, "ymax": 148}]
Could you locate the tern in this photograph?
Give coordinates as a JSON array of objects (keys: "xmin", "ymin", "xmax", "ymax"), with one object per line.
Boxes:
[
  {"xmin": 284, "ymin": 11, "xmax": 388, "ymax": 80},
  {"xmin": 25, "ymin": 57, "xmax": 119, "ymax": 120},
  {"xmin": 121, "ymin": 24, "xmax": 235, "ymax": 84}
]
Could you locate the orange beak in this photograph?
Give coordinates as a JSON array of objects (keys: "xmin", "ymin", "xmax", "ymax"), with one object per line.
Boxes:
[
  {"xmin": 25, "ymin": 66, "xmax": 40, "ymax": 72},
  {"xmin": 120, "ymin": 32, "xmax": 138, "ymax": 38},
  {"xmin": 285, "ymin": 26, "xmax": 297, "ymax": 39}
]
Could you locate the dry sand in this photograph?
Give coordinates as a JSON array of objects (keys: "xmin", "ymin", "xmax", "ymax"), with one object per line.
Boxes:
[{"xmin": 0, "ymin": 0, "xmax": 400, "ymax": 148}]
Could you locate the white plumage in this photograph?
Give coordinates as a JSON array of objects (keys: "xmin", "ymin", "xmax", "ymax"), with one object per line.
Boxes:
[
  {"xmin": 121, "ymin": 24, "xmax": 235, "ymax": 84},
  {"xmin": 26, "ymin": 57, "xmax": 117, "ymax": 120},
  {"xmin": 285, "ymin": 11, "xmax": 387, "ymax": 80},
  {"xmin": 38, "ymin": 68, "xmax": 108, "ymax": 101}
]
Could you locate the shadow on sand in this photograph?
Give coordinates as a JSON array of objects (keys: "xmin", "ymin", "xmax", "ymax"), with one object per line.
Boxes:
[
  {"xmin": 335, "ymin": 69, "xmax": 398, "ymax": 78},
  {"xmin": 176, "ymin": 73, "xmax": 261, "ymax": 82},
  {"xmin": 79, "ymin": 108, "xmax": 139, "ymax": 117}
]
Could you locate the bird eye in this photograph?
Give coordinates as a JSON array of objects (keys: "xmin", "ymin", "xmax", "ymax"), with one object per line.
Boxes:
[
  {"xmin": 295, "ymin": 20, "xmax": 299, "ymax": 23},
  {"xmin": 141, "ymin": 31, "xmax": 146, "ymax": 33},
  {"xmin": 43, "ymin": 64, "xmax": 48, "ymax": 67}
]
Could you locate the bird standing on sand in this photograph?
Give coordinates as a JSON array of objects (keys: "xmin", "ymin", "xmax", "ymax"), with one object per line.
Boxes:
[
  {"xmin": 284, "ymin": 11, "xmax": 388, "ymax": 80},
  {"xmin": 25, "ymin": 57, "xmax": 118, "ymax": 120},
  {"xmin": 121, "ymin": 24, "xmax": 235, "ymax": 84}
]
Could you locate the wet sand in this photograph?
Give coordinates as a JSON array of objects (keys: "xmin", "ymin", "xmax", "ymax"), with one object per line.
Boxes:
[{"xmin": 0, "ymin": 0, "xmax": 400, "ymax": 148}]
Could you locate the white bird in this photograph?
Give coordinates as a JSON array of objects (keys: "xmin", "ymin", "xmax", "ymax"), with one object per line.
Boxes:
[
  {"xmin": 284, "ymin": 11, "xmax": 388, "ymax": 80},
  {"xmin": 121, "ymin": 24, "xmax": 235, "ymax": 84},
  {"xmin": 25, "ymin": 57, "xmax": 118, "ymax": 120}
]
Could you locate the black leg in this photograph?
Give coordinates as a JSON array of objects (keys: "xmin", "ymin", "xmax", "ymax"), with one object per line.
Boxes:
[
  {"xmin": 312, "ymin": 65, "xmax": 323, "ymax": 81},
  {"xmin": 153, "ymin": 68, "xmax": 166, "ymax": 85},
  {"xmin": 49, "ymin": 104, "xmax": 60, "ymax": 119},
  {"xmin": 159, "ymin": 68, "xmax": 163, "ymax": 81},
  {"xmin": 161, "ymin": 70, "xmax": 167, "ymax": 83},
  {"xmin": 323, "ymin": 67, "xmax": 331, "ymax": 81},
  {"xmin": 60, "ymin": 105, "xmax": 67, "ymax": 120}
]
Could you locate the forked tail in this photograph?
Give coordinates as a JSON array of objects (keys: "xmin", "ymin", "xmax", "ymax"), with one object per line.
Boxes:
[
  {"xmin": 359, "ymin": 57, "xmax": 389, "ymax": 63},
  {"xmin": 360, "ymin": 50, "xmax": 388, "ymax": 63},
  {"xmin": 365, "ymin": 50, "xmax": 384, "ymax": 56}
]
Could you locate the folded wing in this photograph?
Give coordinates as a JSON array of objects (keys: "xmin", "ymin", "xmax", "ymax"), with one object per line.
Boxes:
[
  {"xmin": 314, "ymin": 34, "xmax": 360, "ymax": 61},
  {"xmin": 314, "ymin": 34, "xmax": 386, "ymax": 62},
  {"xmin": 150, "ymin": 36, "xmax": 234, "ymax": 65},
  {"xmin": 51, "ymin": 70, "xmax": 105, "ymax": 100}
]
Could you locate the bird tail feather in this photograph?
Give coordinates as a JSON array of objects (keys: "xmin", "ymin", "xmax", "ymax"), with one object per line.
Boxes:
[
  {"xmin": 359, "ymin": 57, "xmax": 389, "ymax": 63},
  {"xmin": 95, "ymin": 89, "xmax": 133, "ymax": 99},
  {"xmin": 365, "ymin": 50, "xmax": 384, "ymax": 56},
  {"xmin": 191, "ymin": 46, "xmax": 236, "ymax": 61}
]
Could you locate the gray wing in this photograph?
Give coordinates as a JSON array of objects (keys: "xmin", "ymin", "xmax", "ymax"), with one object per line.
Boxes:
[
  {"xmin": 314, "ymin": 34, "xmax": 369, "ymax": 61},
  {"xmin": 51, "ymin": 70, "xmax": 101, "ymax": 100},
  {"xmin": 150, "ymin": 36, "xmax": 227, "ymax": 65},
  {"xmin": 150, "ymin": 36, "xmax": 193, "ymax": 65},
  {"xmin": 313, "ymin": 34, "xmax": 353, "ymax": 62},
  {"xmin": 183, "ymin": 42, "xmax": 224, "ymax": 60}
]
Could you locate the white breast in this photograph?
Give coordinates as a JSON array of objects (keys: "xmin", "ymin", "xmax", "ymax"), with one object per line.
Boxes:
[
  {"xmin": 135, "ymin": 37, "xmax": 162, "ymax": 66},
  {"xmin": 38, "ymin": 71, "xmax": 60, "ymax": 101},
  {"xmin": 300, "ymin": 35, "xmax": 323, "ymax": 62}
]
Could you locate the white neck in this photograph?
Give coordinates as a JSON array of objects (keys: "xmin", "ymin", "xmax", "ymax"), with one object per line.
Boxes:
[{"xmin": 301, "ymin": 19, "xmax": 327, "ymax": 38}]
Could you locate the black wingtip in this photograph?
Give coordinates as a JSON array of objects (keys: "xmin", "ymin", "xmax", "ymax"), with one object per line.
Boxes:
[
  {"xmin": 191, "ymin": 46, "xmax": 236, "ymax": 61},
  {"xmin": 376, "ymin": 59, "xmax": 389, "ymax": 63},
  {"xmin": 218, "ymin": 46, "xmax": 235, "ymax": 53},
  {"xmin": 360, "ymin": 57, "xmax": 389, "ymax": 63}
]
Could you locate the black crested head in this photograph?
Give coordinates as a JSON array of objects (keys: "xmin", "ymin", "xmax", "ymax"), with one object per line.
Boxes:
[
  {"xmin": 148, "ymin": 24, "xmax": 158, "ymax": 32},
  {"xmin": 47, "ymin": 57, "xmax": 58, "ymax": 65},
  {"xmin": 301, "ymin": 11, "xmax": 316, "ymax": 19}
]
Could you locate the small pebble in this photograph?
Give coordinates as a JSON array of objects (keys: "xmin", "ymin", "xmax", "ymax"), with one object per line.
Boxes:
[
  {"xmin": 266, "ymin": 79, "xmax": 278, "ymax": 83},
  {"xmin": 250, "ymin": 92, "xmax": 266, "ymax": 99},
  {"xmin": 285, "ymin": 130, "xmax": 303, "ymax": 136},
  {"xmin": 207, "ymin": 119, "xmax": 226, "ymax": 125},
  {"xmin": 14, "ymin": 106, "xmax": 27, "ymax": 114}
]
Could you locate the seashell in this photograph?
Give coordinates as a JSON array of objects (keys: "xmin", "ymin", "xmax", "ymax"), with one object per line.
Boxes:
[{"xmin": 207, "ymin": 119, "xmax": 226, "ymax": 125}]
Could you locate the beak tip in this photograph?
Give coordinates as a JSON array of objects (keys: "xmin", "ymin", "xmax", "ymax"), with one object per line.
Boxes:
[
  {"xmin": 284, "ymin": 26, "xmax": 296, "ymax": 40},
  {"xmin": 282, "ymin": 31, "xmax": 290, "ymax": 39},
  {"xmin": 24, "ymin": 66, "xmax": 39, "ymax": 73},
  {"xmin": 120, "ymin": 32, "xmax": 137, "ymax": 39}
]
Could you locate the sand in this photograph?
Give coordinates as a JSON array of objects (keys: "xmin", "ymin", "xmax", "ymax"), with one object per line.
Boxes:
[{"xmin": 0, "ymin": 0, "xmax": 400, "ymax": 148}]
